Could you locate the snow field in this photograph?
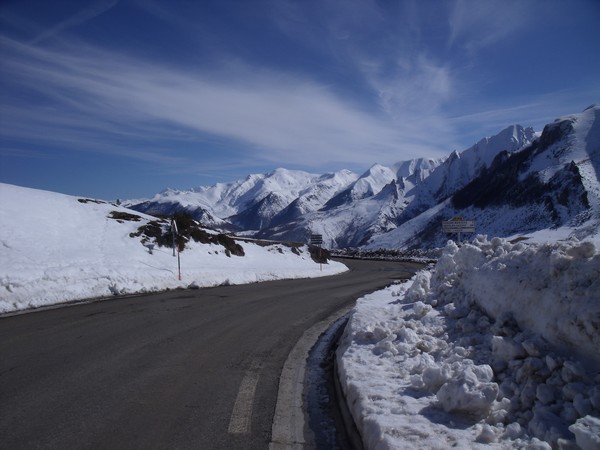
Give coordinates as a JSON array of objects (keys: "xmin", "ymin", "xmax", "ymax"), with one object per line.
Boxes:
[
  {"xmin": 337, "ymin": 236, "xmax": 600, "ymax": 449},
  {"xmin": 0, "ymin": 183, "xmax": 347, "ymax": 314}
]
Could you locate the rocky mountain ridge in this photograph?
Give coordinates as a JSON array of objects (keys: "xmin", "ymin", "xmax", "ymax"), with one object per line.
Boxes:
[{"xmin": 127, "ymin": 105, "xmax": 600, "ymax": 249}]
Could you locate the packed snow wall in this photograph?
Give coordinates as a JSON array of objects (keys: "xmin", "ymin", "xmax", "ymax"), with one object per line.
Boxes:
[{"xmin": 431, "ymin": 237, "xmax": 600, "ymax": 368}]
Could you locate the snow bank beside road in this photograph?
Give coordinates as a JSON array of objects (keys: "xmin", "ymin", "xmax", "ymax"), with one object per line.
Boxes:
[
  {"xmin": 0, "ymin": 183, "xmax": 347, "ymax": 314},
  {"xmin": 337, "ymin": 237, "xmax": 600, "ymax": 449},
  {"xmin": 436, "ymin": 236, "xmax": 600, "ymax": 368}
]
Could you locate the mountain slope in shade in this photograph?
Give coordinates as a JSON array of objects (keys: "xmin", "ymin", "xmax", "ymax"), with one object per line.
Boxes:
[
  {"xmin": 124, "ymin": 192, "xmax": 228, "ymax": 229},
  {"xmin": 412, "ymin": 124, "xmax": 537, "ymax": 204},
  {"xmin": 269, "ymin": 169, "xmax": 359, "ymax": 227},
  {"xmin": 322, "ymin": 164, "xmax": 398, "ymax": 210},
  {"xmin": 367, "ymin": 105, "xmax": 600, "ymax": 249}
]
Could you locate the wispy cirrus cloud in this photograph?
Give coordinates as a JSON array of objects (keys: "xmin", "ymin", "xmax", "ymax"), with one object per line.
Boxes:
[
  {"xmin": 29, "ymin": 0, "xmax": 120, "ymax": 45},
  {"xmin": 0, "ymin": 0, "xmax": 545, "ymax": 177},
  {"xmin": 2, "ymin": 0, "xmax": 597, "ymax": 185},
  {"xmin": 1, "ymin": 0, "xmax": 598, "ymax": 201},
  {"xmin": 449, "ymin": 88, "xmax": 600, "ymax": 138},
  {"xmin": 447, "ymin": 0, "xmax": 533, "ymax": 53},
  {"xmin": 1, "ymin": 35, "xmax": 451, "ymax": 174},
  {"xmin": 267, "ymin": 0, "xmax": 460, "ymax": 144}
]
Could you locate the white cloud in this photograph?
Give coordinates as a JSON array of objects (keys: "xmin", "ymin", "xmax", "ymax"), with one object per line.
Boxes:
[
  {"xmin": 447, "ymin": 0, "xmax": 532, "ymax": 53},
  {"xmin": 366, "ymin": 55, "xmax": 453, "ymax": 118},
  {"xmin": 1, "ymin": 36, "xmax": 453, "ymax": 172},
  {"xmin": 265, "ymin": 0, "xmax": 462, "ymax": 156},
  {"xmin": 5, "ymin": 0, "xmax": 593, "ymax": 179}
]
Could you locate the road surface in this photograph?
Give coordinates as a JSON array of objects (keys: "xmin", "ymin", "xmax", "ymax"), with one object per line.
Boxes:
[{"xmin": 0, "ymin": 258, "xmax": 422, "ymax": 449}]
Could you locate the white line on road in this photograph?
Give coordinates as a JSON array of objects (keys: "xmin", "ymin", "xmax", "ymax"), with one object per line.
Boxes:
[
  {"xmin": 269, "ymin": 304, "xmax": 353, "ymax": 449},
  {"xmin": 228, "ymin": 361, "xmax": 261, "ymax": 434}
]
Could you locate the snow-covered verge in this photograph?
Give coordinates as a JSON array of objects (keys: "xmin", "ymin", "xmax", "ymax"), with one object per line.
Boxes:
[
  {"xmin": 0, "ymin": 183, "xmax": 347, "ymax": 314},
  {"xmin": 337, "ymin": 236, "xmax": 600, "ymax": 449}
]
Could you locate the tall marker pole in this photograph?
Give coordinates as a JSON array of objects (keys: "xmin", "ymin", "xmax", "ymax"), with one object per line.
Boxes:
[
  {"xmin": 171, "ymin": 218, "xmax": 181, "ymax": 280},
  {"xmin": 177, "ymin": 245, "xmax": 181, "ymax": 280}
]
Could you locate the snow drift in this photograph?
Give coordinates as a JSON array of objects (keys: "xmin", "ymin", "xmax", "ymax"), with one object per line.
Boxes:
[{"xmin": 337, "ymin": 236, "xmax": 600, "ymax": 449}]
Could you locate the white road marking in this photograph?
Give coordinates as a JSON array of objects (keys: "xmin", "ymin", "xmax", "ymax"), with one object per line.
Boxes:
[
  {"xmin": 228, "ymin": 362, "xmax": 261, "ymax": 434},
  {"xmin": 269, "ymin": 304, "xmax": 353, "ymax": 449}
]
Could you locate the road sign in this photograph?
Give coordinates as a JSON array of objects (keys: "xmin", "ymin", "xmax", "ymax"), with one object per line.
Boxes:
[
  {"xmin": 310, "ymin": 234, "xmax": 324, "ymax": 271},
  {"xmin": 442, "ymin": 220, "xmax": 475, "ymax": 233},
  {"xmin": 310, "ymin": 234, "xmax": 323, "ymax": 245}
]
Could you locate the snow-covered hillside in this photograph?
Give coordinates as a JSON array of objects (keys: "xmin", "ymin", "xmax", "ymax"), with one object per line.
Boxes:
[
  {"xmin": 338, "ymin": 236, "xmax": 600, "ymax": 449},
  {"xmin": 0, "ymin": 183, "xmax": 347, "ymax": 314}
]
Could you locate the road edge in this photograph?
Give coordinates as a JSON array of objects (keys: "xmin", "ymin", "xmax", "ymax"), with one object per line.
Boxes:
[{"xmin": 269, "ymin": 304, "xmax": 354, "ymax": 449}]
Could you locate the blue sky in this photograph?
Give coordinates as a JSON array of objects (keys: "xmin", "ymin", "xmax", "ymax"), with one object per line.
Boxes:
[{"xmin": 1, "ymin": 0, "xmax": 599, "ymax": 200}]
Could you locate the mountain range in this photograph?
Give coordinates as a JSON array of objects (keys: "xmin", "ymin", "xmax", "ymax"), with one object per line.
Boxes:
[{"xmin": 127, "ymin": 105, "xmax": 600, "ymax": 249}]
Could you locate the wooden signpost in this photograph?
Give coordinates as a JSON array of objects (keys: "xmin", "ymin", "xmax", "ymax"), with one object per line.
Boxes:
[{"xmin": 171, "ymin": 218, "xmax": 181, "ymax": 280}]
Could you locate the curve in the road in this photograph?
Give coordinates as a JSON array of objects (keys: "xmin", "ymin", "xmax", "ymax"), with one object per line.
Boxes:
[{"xmin": 0, "ymin": 258, "xmax": 422, "ymax": 449}]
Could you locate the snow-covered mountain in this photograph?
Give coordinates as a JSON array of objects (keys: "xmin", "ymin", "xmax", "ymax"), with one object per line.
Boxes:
[
  {"xmin": 367, "ymin": 104, "xmax": 600, "ymax": 249},
  {"xmin": 422, "ymin": 125, "xmax": 538, "ymax": 203},
  {"xmin": 254, "ymin": 123, "xmax": 536, "ymax": 247},
  {"xmin": 269, "ymin": 169, "xmax": 359, "ymax": 227},
  {"xmin": 128, "ymin": 105, "xmax": 600, "ymax": 249},
  {"xmin": 126, "ymin": 168, "xmax": 358, "ymax": 231}
]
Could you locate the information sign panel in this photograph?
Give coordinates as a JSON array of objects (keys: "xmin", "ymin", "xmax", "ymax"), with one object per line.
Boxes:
[
  {"xmin": 310, "ymin": 234, "xmax": 323, "ymax": 245},
  {"xmin": 442, "ymin": 220, "xmax": 475, "ymax": 233}
]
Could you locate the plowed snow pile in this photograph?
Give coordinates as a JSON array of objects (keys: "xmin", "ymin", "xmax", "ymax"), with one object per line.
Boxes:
[{"xmin": 337, "ymin": 236, "xmax": 600, "ymax": 449}]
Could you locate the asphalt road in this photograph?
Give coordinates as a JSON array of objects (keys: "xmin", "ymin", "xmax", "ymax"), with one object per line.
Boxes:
[{"xmin": 0, "ymin": 258, "xmax": 422, "ymax": 450}]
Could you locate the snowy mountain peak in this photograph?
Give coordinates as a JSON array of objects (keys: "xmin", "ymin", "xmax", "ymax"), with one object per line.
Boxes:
[
  {"xmin": 394, "ymin": 157, "xmax": 445, "ymax": 187},
  {"xmin": 524, "ymin": 104, "xmax": 600, "ymax": 213},
  {"xmin": 128, "ymin": 105, "xmax": 599, "ymax": 249},
  {"xmin": 531, "ymin": 105, "xmax": 599, "ymax": 170},
  {"xmin": 394, "ymin": 157, "xmax": 443, "ymax": 178},
  {"xmin": 356, "ymin": 163, "xmax": 397, "ymax": 192},
  {"xmin": 423, "ymin": 123, "xmax": 536, "ymax": 202},
  {"xmin": 466, "ymin": 124, "xmax": 536, "ymax": 169},
  {"xmin": 320, "ymin": 164, "xmax": 397, "ymax": 210},
  {"xmin": 263, "ymin": 167, "xmax": 317, "ymax": 187}
]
